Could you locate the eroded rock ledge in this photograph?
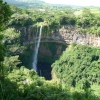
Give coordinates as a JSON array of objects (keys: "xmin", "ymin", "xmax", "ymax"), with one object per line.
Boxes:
[{"xmin": 15, "ymin": 25, "xmax": 100, "ymax": 48}]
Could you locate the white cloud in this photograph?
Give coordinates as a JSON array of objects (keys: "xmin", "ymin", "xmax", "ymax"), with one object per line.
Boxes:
[{"xmin": 43, "ymin": 0, "xmax": 100, "ymax": 6}]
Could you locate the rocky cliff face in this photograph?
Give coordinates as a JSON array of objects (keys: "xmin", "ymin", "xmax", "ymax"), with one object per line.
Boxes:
[
  {"xmin": 57, "ymin": 26, "xmax": 100, "ymax": 48},
  {"xmin": 17, "ymin": 25, "xmax": 100, "ymax": 48},
  {"xmin": 12, "ymin": 25, "xmax": 100, "ymax": 64}
]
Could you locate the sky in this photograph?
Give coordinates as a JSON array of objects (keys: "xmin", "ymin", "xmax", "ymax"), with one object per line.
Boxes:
[{"xmin": 42, "ymin": 0, "xmax": 100, "ymax": 6}]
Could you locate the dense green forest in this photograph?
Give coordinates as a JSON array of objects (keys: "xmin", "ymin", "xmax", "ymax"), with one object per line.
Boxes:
[
  {"xmin": 52, "ymin": 44, "xmax": 100, "ymax": 95},
  {"xmin": 1, "ymin": 0, "xmax": 100, "ymax": 99}
]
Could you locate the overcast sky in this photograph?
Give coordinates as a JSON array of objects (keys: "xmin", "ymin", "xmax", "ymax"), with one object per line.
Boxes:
[{"xmin": 43, "ymin": 0, "xmax": 100, "ymax": 6}]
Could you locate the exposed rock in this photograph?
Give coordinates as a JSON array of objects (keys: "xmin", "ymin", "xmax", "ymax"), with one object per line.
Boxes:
[
  {"xmin": 16, "ymin": 25, "xmax": 100, "ymax": 48},
  {"xmin": 39, "ymin": 45, "xmax": 52, "ymax": 56}
]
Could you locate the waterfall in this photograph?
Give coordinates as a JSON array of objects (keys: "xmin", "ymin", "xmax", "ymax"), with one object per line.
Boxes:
[{"xmin": 32, "ymin": 25, "xmax": 42, "ymax": 71}]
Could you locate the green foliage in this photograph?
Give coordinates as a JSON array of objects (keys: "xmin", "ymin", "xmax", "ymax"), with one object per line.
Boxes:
[
  {"xmin": 0, "ymin": 65, "xmax": 100, "ymax": 100},
  {"xmin": 7, "ymin": 4, "xmax": 100, "ymax": 35},
  {"xmin": 0, "ymin": 66, "xmax": 70, "ymax": 100},
  {"xmin": 0, "ymin": 0, "xmax": 11, "ymax": 62},
  {"xmin": 83, "ymin": 80, "xmax": 91, "ymax": 90},
  {"xmin": 0, "ymin": 37, "xmax": 5, "ymax": 61},
  {"xmin": 3, "ymin": 55, "xmax": 21, "ymax": 74},
  {"xmin": 60, "ymin": 14, "xmax": 76, "ymax": 25},
  {"xmin": 18, "ymin": 45, "xmax": 33, "ymax": 69},
  {"xmin": 1, "ymin": 28, "xmax": 20, "ymax": 41},
  {"xmin": 0, "ymin": 0, "xmax": 11, "ymax": 31},
  {"xmin": 9, "ymin": 13, "xmax": 34, "ymax": 26},
  {"xmin": 1, "ymin": 28, "xmax": 23, "ymax": 61},
  {"xmin": 76, "ymin": 8, "xmax": 94, "ymax": 27},
  {"xmin": 0, "ymin": 78, "xmax": 18, "ymax": 100},
  {"xmin": 0, "ymin": 0, "xmax": 11, "ymax": 79},
  {"xmin": 72, "ymin": 91, "xmax": 99, "ymax": 100},
  {"xmin": 52, "ymin": 44, "xmax": 100, "ymax": 89},
  {"xmin": 1, "ymin": 2, "xmax": 100, "ymax": 100}
]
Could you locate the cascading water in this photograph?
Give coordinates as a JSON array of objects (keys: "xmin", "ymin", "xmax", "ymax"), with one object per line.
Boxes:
[{"xmin": 32, "ymin": 25, "xmax": 42, "ymax": 71}]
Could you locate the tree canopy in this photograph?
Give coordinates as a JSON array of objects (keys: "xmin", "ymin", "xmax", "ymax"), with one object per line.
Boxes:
[
  {"xmin": 0, "ymin": 0, "xmax": 11, "ymax": 31},
  {"xmin": 0, "ymin": 0, "xmax": 11, "ymax": 78}
]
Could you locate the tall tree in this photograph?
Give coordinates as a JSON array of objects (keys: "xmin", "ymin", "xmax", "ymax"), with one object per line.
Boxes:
[
  {"xmin": 0, "ymin": 0, "xmax": 11, "ymax": 78},
  {"xmin": 77, "ymin": 8, "xmax": 94, "ymax": 27}
]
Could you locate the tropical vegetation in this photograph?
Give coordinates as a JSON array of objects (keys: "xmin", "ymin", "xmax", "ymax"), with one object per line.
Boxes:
[{"xmin": 0, "ymin": 0, "xmax": 100, "ymax": 99}]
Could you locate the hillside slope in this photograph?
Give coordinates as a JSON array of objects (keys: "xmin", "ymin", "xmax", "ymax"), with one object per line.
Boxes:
[{"xmin": 52, "ymin": 44, "xmax": 100, "ymax": 89}]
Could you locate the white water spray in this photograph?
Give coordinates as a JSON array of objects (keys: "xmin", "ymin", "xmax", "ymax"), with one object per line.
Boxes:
[{"xmin": 32, "ymin": 25, "xmax": 42, "ymax": 71}]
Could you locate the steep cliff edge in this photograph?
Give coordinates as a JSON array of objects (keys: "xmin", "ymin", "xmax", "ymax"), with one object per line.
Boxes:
[{"xmin": 16, "ymin": 25, "xmax": 100, "ymax": 48}]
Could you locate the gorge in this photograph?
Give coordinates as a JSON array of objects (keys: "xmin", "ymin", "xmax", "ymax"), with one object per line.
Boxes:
[{"xmin": 12, "ymin": 25, "xmax": 100, "ymax": 80}]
